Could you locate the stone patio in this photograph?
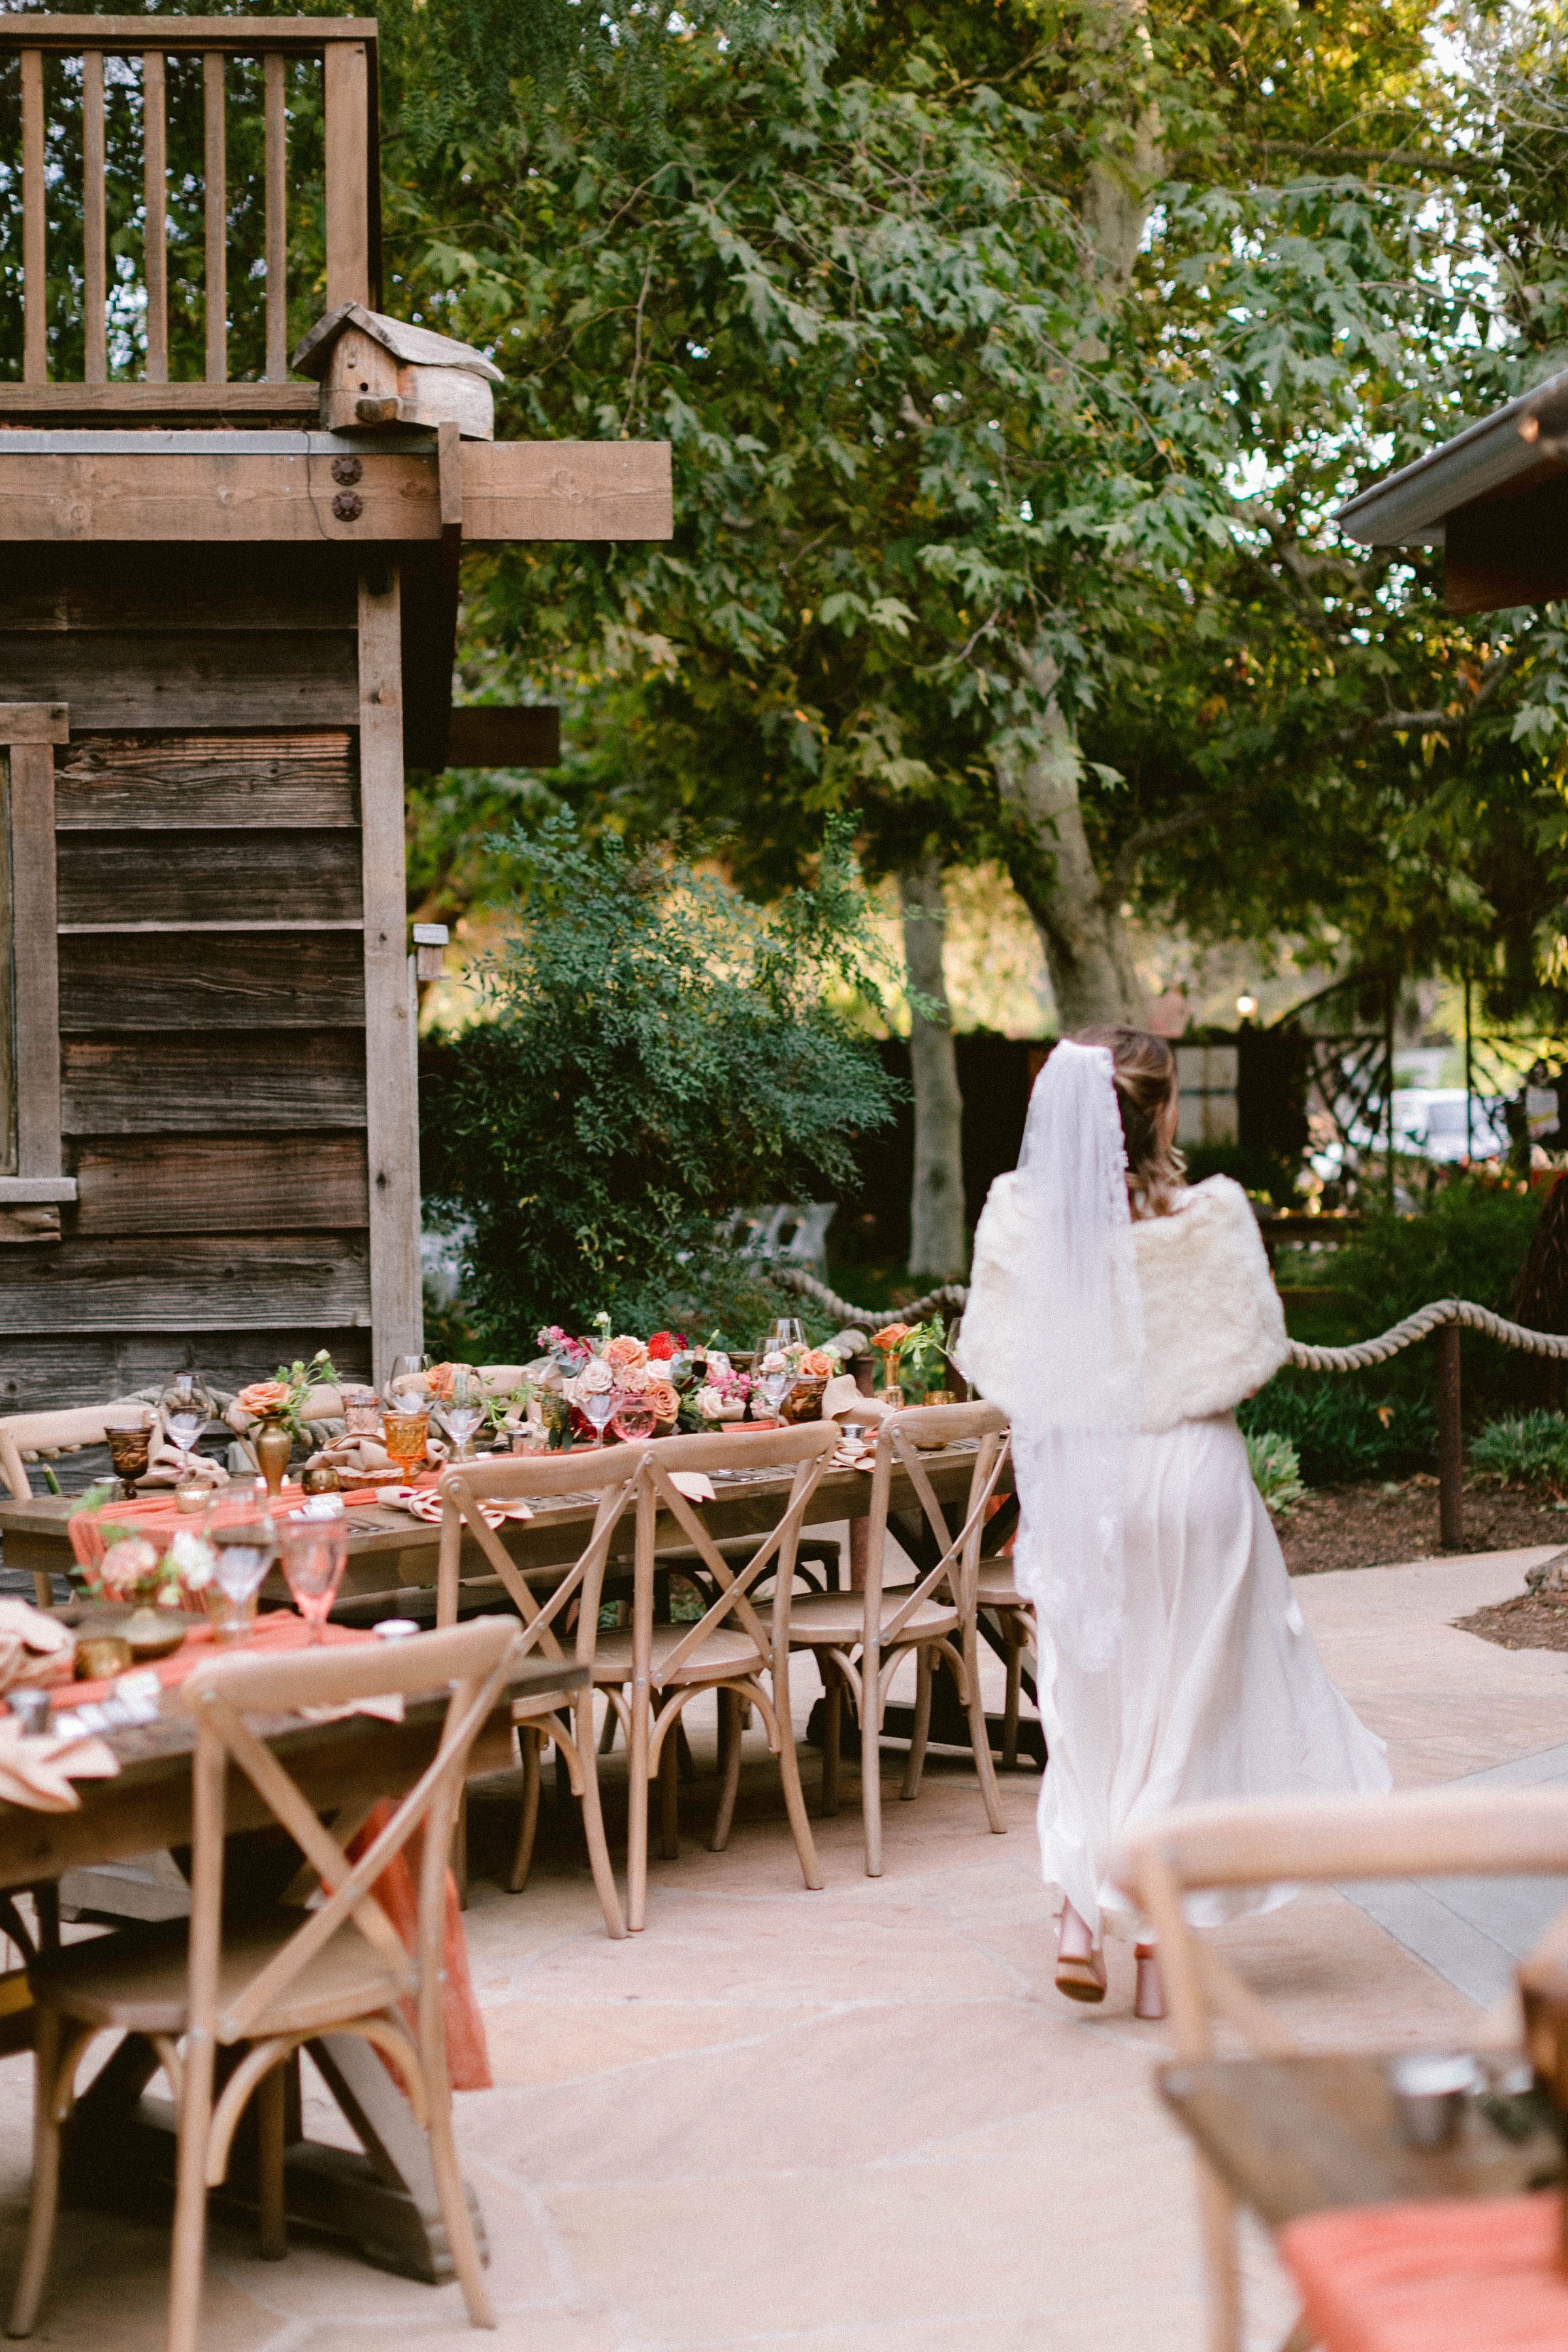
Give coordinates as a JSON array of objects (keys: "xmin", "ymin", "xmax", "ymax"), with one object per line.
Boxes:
[{"xmin": 0, "ymin": 1541, "xmax": 1563, "ymax": 2351}]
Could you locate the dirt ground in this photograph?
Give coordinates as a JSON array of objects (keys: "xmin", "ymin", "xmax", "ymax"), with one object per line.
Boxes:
[
  {"xmin": 1452, "ymin": 1588, "xmax": 1568, "ymax": 1654},
  {"xmin": 1279, "ymin": 1478, "xmax": 1568, "ymax": 1578}
]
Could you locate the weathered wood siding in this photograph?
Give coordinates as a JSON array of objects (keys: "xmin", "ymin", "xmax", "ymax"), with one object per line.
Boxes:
[{"xmin": 0, "ymin": 546, "xmax": 382, "ymax": 1409}]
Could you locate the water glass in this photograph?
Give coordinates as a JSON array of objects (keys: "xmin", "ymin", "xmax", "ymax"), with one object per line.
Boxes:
[
  {"xmin": 385, "ymin": 1353, "xmax": 433, "ymax": 1410},
  {"xmin": 610, "ymin": 1398, "xmax": 657, "ymax": 1443},
  {"xmin": 581, "ymin": 1392, "xmax": 616, "ymax": 1448},
  {"xmin": 341, "ymin": 1385, "xmax": 383, "ymax": 1437},
  {"xmin": 105, "ymin": 1413, "xmax": 152, "ymax": 1500},
  {"xmin": 278, "ymin": 1507, "xmax": 350, "ymax": 1643},
  {"xmin": 763, "ymin": 1319, "xmax": 806, "ymax": 1353},
  {"xmin": 439, "ymin": 1365, "xmax": 485, "ymax": 1462},
  {"xmin": 208, "ymin": 1511, "xmax": 278, "ymax": 1646},
  {"xmin": 383, "ymin": 1408, "xmax": 430, "ymax": 1482}
]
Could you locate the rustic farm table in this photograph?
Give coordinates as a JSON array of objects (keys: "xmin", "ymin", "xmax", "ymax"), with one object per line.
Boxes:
[{"xmin": 0, "ymin": 1656, "xmax": 587, "ymax": 2285}]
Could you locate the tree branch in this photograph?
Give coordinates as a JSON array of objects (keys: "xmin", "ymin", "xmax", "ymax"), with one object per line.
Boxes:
[{"xmin": 1111, "ymin": 779, "xmax": 1273, "ymax": 894}]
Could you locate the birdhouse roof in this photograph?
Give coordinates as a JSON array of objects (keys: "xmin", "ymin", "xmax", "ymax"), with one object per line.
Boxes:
[{"xmin": 291, "ymin": 303, "xmax": 504, "ymax": 385}]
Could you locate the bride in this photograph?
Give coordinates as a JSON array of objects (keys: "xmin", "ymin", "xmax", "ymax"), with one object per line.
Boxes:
[{"xmin": 955, "ymin": 1028, "xmax": 1390, "ymax": 2018}]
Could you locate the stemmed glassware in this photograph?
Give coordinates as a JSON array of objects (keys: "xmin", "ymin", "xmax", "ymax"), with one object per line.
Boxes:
[
  {"xmin": 580, "ymin": 1391, "xmax": 617, "ymax": 1449},
  {"xmin": 163, "ymin": 1372, "xmax": 212, "ymax": 1471},
  {"xmin": 104, "ymin": 1411, "xmax": 152, "ymax": 1500},
  {"xmin": 437, "ymin": 1365, "xmax": 485, "ymax": 1463},
  {"xmin": 383, "ymin": 1354, "xmax": 433, "ymax": 1484},
  {"xmin": 762, "ymin": 1318, "xmax": 806, "ymax": 1352},
  {"xmin": 278, "ymin": 1502, "xmax": 350, "ymax": 1643},
  {"xmin": 609, "ymin": 1397, "xmax": 657, "ymax": 1444},
  {"xmin": 207, "ymin": 1503, "xmax": 278, "ymax": 1646}
]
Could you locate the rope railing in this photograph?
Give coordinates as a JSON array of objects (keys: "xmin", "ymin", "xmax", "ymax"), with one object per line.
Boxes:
[{"xmin": 777, "ymin": 1268, "xmax": 1567, "ymax": 1552}]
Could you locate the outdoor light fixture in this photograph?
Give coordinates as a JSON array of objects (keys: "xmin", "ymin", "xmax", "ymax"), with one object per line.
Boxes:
[{"xmin": 1236, "ymin": 994, "xmax": 1258, "ymax": 1019}]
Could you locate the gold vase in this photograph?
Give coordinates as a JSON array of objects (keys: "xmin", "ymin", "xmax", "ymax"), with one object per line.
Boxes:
[{"xmin": 254, "ymin": 1417, "xmax": 293, "ymax": 1496}]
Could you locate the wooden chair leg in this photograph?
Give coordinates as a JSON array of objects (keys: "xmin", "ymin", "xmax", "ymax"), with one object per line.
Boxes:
[
  {"xmin": 820, "ymin": 1661, "xmax": 842, "ymax": 1819},
  {"xmin": 452, "ymin": 1786, "xmax": 469, "ymax": 1912},
  {"xmin": 772, "ymin": 1684, "xmax": 823, "ymax": 1892},
  {"xmin": 962, "ymin": 1641, "xmax": 1007, "ymax": 1834},
  {"xmin": 421, "ymin": 2070, "xmax": 496, "ymax": 2330},
  {"xmin": 657, "ymin": 1703, "xmax": 681, "ymax": 1860},
  {"xmin": 710, "ymin": 1690, "xmax": 742, "ymax": 1853},
  {"xmin": 574, "ymin": 1695, "xmax": 626, "ymax": 1938},
  {"xmin": 1002, "ymin": 1627, "xmax": 1022, "ymax": 1771},
  {"xmin": 901, "ymin": 1646, "xmax": 933, "ymax": 1801},
  {"xmin": 166, "ymin": 2025, "xmax": 217, "ymax": 2352},
  {"xmin": 255, "ymin": 2059, "xmax": 287, "ymax": 2262},
  {"xmin": 676, "ymin": 1719, "xmax": 697, "ymax": 1781},
  {"xmin": 31, "ymin": 1882, "xmax": 58, "ymax": 1957},
  {"xmin": 627, "ymin": 1678, "xmax": 650, "ymax": 1933},
  {"xmin": 8, "ymin": 2006, "xmax": 65, "ymax": 2338},
  {"xmin": 1196, "ymin": 2153, "xmax": 1245, "ymax": 2352},
  {"xmin": 507, "ymin": 1726, "xmax": 543, "ymax": 1895},
  {"xmin": 598, "ymin": 1701, "xmax": 617, "ymax": 1755},
  {"xmin": 862, "ymin": 1644, "xmax": 884, "ymax": 1878}
]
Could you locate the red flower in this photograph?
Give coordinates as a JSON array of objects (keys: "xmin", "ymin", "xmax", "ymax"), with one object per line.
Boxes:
[{"xmin": 647, "ymin": 1331, "xmax": 677, "ymax": 1360}]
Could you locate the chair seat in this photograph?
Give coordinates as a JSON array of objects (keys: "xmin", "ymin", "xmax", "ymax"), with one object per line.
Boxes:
[
  {"xmin": 976, "ymin": 1560, "xmax": 1028, "ymax": 1609},
  {"xmin": 593, "ymin": 1622, "xmax": 764, "ymax": 1686},
  {"xmin": 783, "ymin": 1588, "xmax": 958, "ymax": 1646},
  {"xmin": 30, "ymin": 1912, "xmax": 409, "ymax": 2041}
]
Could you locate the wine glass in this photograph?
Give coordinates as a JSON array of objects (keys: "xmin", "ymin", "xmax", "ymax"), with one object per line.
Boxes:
[
  {"xmin": 580, "ymin": 1392, "xmax": 617, "ymax": 1449},
  {"xmin": 438, "ymin": 1365, "xmax": 485, "ymax": 1462},
  {"xmin": 385, "ymin": 1353, "xmax": 433, "ymax": 1409},
  {"xmin": 764, "ymin": 1318, "xmax": 806, "ymax": 1352},
  {"xmin": 610, "ymin": 1397, "xmax": 657, "ymax": 1444},
  {"xmin": 278, "ymin": 1505, "xmax": 350, "ymax": 1643},
  {"xmin": 208, "ymin": 1509, "xmax": 278, "ymax": 1646},
  {"xmin": 164, "ymin": 1373, "xmax": 208, "ymax": 1469}
]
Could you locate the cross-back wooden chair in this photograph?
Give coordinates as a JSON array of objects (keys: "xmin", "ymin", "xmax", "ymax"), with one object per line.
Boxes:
[
  {"xmin": 436, "ymin": 1445, "xmax": 647, "ymax": 1936},
  {"xmin": 608, "ymin": 1422, "xmax": 839, "ymax": 1932},
  {"xmin": 783, "ymin": 1401, "xmax": 1010, "ymax": 1876},
  {"xmin": 0, "ymin": 1399, "xmax": 159, "ymax": 1602},
  {"xmin": 9, "ymin": 1616, "xmax": 518, "ymax": 2351},
  {"xmin": 1115, "ymin": 1787, "xmax": 1568, "ymax": 2352}
]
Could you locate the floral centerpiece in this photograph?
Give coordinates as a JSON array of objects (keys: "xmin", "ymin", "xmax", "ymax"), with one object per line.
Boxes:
[
  {"xmin": 870, "ymin": 1317, "xmax": 953, "ymax": 1403},
  {"xmin": 69, "ymin": 1482, "xmax": 217, "ymax": 1620},
  {"xmin": 514, "ymin": 1320, "xmax": 855, "ymax": 1442},
  {"xmin": 231, "ymin": 1349, "xmax": 342, "ymax": 1444}
]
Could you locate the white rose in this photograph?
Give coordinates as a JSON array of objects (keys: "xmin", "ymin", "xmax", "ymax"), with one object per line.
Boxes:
[
  {"xmin": 578, "ymin": 1358, "xmax": 613, "ymax": 1396},
  {"xmin": 760, "ymin": 1350, "xmax": 789, "ymax": 1374},
  {"xmin": 615, "ymin": 1363, "xmax": 651, "ymax": 1395},
  {"xmin": 696, "ymin": 1385, "xmax": 727, "ymax": 1419},
  {"xmin": 705, "ymin": 1352, "xmax": 732, "ymax": 1377},
  {"xmin": 168, "ymin": 1530, "xmax": 215, "ymax": 1592}
]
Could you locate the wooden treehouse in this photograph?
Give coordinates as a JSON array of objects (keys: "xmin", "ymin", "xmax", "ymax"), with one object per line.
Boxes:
[{"xmin": 0, "ymin": 14, "xmax": 670, "ymax": 1407}]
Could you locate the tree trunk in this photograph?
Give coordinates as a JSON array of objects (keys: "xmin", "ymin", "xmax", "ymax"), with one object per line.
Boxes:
[
  {"xmin": 997, "ymin": 662, "xmax": 1143, "ymax": 1033},
  {"xmin": 899, "ymin": 858, "xmax": 968, "ymax": 1280}
]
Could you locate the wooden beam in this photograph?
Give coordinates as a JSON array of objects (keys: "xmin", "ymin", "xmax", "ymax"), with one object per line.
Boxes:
[
  {"xmin": 22, "ymin": 50, "xmax": 45, "ymax": 387},
  {"xmin": 0, "ymin": 706, "xmax": 69, "ymax": 745},
  {"xmin": 0, "ymin": 448, "xmax": 437, "ymax": 542},
  {"xmin": 82, "ymin": 48, "xmax": 107, "ymax": 385},
  {"xmin": 0, "ymin": 19, "xmax": 382, "ymax": 52},
  {"xmin": 446, "ymin": 706, "xmax": 561, "ymax": 768},
  {"xmin": 357, "ymin": 567, "xmax": 421, "ymax": 1382},
  {"xmin": 142, "ymin": 51, "xmax": 168, "ymax": 385},
  {"xmin": 0, "ymin": 1233, "xmax": 370, "ymax": 1331},
  {"xmin": 71, "ymin": 1135, "xmax": 366, "ymax": 1235},
  {"xmin": 63, "ymin": 1033, "xmax": 365, "ymax": 1134},
  {"xmin": 0, "ymin": 386, "xmax": 318, "ymax": 417},
  {"xmin": 9, "ymin": 742, "xmax": 62, "ymax": 1177},
  {"xmin": 0, "ymin": 1179, "xmax": 76, "ymax": 1205},
  {"xmin": 204, "ymin": 51, "xmax": 227, "ymax": 385},
  {"xmin": 324, "ymin": 41, "xmax": 371, "ymax": 312},
  {"xmin": 461, "ymin": 440, "xmax": 673, "ymax": 543},
  {"xmin": 0, "ymin": 632, "xmax": 358, "ymax": 731}
]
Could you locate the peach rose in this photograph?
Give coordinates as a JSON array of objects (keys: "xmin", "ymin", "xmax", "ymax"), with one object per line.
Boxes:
[
  {"xmin": 99, "ymin": 1535, "xmax": 160, "ymax": 1599},
  {"xmin": 872, "ymin": 1324, "xmax": 909, "ymax": 1353},
  {"xmin": 644, "ymin": 1380, "xmax": 679, "ymax": 1424},
  {"xmin": 604, "ymin": 1335, "xmax": 647, "ymax": 1371},
  {"xmin": 800, "ymin": 1348, "xmax": 836, "ymax": 1379},
  {"xmin": 236, "ymin": 1379, "xmax": 290, "ymax": 1418},
  {"xmin": 425, "ymin": 1362, "xmax": 457, "ymax": 1400}
]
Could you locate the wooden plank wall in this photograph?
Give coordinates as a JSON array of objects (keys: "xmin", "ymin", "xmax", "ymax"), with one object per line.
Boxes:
[{"xmin": 0, "ymin": 546, "xmax": 378, "ymax": 1411}]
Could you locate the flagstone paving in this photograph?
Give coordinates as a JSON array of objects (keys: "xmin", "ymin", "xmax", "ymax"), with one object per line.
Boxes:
[{"xmin": 0, "ymin": 1544, "xmax": 1563, "ymax": 2351}]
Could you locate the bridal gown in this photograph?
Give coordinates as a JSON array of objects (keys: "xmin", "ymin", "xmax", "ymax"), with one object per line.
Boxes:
[{"xmin": 1036, "ymin": 1408, "xmax": 1392, "ymax": 1936}]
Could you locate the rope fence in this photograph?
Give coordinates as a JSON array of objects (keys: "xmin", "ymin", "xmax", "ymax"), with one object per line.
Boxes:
[{"xmin": 776, "ymin": 1269, "xmax": 1568, "ymax": 1550}]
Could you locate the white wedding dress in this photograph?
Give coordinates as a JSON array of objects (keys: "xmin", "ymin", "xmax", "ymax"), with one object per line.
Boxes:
[{"xmin": 957, "ymin": 1169, "xmax": 1391, "ymax": 1935}]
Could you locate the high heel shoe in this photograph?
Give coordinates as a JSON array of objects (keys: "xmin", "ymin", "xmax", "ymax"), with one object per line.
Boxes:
[
  {"xmin": 1055, "ymin": 1904, "xmax": 1107, "ymax": 2004},
  {"xmin": 1134, "ymin": 1943, "xmax": 1167, "ymax": 2021}
]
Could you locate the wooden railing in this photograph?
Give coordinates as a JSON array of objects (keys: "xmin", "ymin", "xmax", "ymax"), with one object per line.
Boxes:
[{"xmin": 0, "ymin": 13, "xmax": 380, "ymax": 395}]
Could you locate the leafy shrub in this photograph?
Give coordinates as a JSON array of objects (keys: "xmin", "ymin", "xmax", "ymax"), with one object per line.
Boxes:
[
  {"xmin": 1470, "ymin": 1412, "xmax": 1568, "ymax": 1491},
  {"xmin": 1239, "ymin": 1380, "xmax": 1436, "ymax": 1487},
  {"xmin": 420, "ymin": 814, "xmax": 902, "ymax": 1352},
  {"xmin": 1244, "ymin": 1428, "xmax": 1306, "ymax": 1516}
]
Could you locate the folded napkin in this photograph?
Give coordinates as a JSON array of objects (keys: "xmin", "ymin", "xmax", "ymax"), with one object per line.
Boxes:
[
  {"xmin": 397, "ymin": 1489, "xmax": 532, "ymax": 1529},
  {"xmin": 0, "ymin": 1599, "xmax": 76, "ymax": 1691},
  {"xmin": 668, "ymin": 1471, "xmax": 717, "ymax": 1504},
  {"xmin": 298, "ymin": 1693, "xmax": 406, "ymax": 1726},
  {"xmin": 308, "ymin": 1431, "xmax": 451, "ymax": 1483},
  {"xmin": 820, "ymin": 1374, "xmax": 893, "ymax": 1427},
  {"xmin": 0, "ymin": 1716, "xmax": 119, "ymax": 1812}
]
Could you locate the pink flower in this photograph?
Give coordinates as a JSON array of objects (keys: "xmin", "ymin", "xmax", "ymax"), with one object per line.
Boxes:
[
  {"xmin": 800, "ymin": 1349, "xmax": 835, "ymax": 1379},
  {"xmin": 236, "ymin": 1380, "xmax": 290, "ymax": 1418},
  {"xmin": 644, "ymin": 1380, "xmax": 679, "ymax": 1423},
  {"xmin": 604, "ymin": 1335, "xmax": 647, "ymax": 1371}
]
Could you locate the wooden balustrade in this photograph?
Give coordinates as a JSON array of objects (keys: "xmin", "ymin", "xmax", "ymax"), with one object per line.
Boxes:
[{"xmin": 0, "ymin": 14, "xmax": 380, "ymax": 400}]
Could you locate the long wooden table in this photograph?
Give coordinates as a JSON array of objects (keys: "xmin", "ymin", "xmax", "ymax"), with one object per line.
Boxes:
[{"xmin": 0, "ymin": 1656, "xmax": 586, "ymax": 2286}]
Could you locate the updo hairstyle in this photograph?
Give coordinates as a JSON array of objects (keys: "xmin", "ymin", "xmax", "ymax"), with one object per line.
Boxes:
[{"xmin": 1073, "ymin": 1024, "xmax": 1185, "ymax": 1217}]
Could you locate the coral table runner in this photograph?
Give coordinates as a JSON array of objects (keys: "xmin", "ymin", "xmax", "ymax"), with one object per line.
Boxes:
[{"xmin": 1281, "ymin": 2193, "xmax": 1568, "ymax": 2351}]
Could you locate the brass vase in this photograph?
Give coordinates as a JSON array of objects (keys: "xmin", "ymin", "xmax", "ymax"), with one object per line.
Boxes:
[{"xmin": 254, "ymin": 1417, "xmax": 293, "ymax": 1496}]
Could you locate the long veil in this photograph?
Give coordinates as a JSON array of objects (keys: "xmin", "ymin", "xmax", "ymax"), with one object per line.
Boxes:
[{"xmin": 1007, "ymin": 1039, "xmax": 1145, "ymax": 1673}]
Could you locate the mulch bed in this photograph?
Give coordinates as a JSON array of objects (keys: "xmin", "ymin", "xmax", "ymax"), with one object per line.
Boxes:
[
  {"xmin": 1452, "ymin": 1590, "xmax": 1568, "ymax": 1654},
  {"xmin": 1279, "ymin": 1480, "xmax": 1568, "ymax": 1579}
]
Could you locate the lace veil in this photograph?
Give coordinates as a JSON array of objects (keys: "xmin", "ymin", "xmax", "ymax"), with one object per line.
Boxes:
[{"xmin": 1007, "ymin": 1039, "xmax": 1145, "ymax": 1673}]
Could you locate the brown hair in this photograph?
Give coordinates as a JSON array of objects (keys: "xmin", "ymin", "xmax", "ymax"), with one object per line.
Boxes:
[{"xmin": 1073, "ymin": 1026, "xmax": 1184, "ymax": 1217}]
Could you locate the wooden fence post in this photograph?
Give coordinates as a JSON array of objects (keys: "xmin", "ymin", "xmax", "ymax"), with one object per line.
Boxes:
[{"xmin": 1437, "ymin": 1322, "xmax": 1463, "ymax": 1550}]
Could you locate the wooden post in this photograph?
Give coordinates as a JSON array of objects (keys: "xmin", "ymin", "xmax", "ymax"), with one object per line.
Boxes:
[
  {"xmin": 82, "ymin": 49, "xmax": 106, "ymax": 385},
  {"xmin": 357, "ymin": 566, "xmax": 421, "ymax": 1387},
  {"xmin": 142, "ymin": 51, "xmax": 168, "ymax": 384},
  {"xmin": 1437, "ymin": 1321, "xmax": 1463, "ymax": 1551},
  {"xmin": 263, "ymin": 53, "xmax": 288, "ymax": 386},
  {"xmin": 203, "ymin": 52, "xmax": 227, "ymax": 385},
  {"xmin": 323, "ymin": 41, "xmax": 371, "ymax": 311},
  {"xmin": 21, "ymin": 50, "xmax": 45, "ymax": 387},
  {"xmin": 7, "ymin": 725, "xmax": 65, "ymax": 1180}
]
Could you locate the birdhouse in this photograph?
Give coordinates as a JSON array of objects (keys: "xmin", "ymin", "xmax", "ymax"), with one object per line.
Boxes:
[{"xmin": 291, "ymin": 303, "xmax": 505, "ymax": 438}]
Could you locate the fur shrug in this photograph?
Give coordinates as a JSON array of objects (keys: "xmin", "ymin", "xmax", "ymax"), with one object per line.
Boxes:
[{"xmin": 953, "ymin": 1171, "xmax": 1288, "ymax": 1434}]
